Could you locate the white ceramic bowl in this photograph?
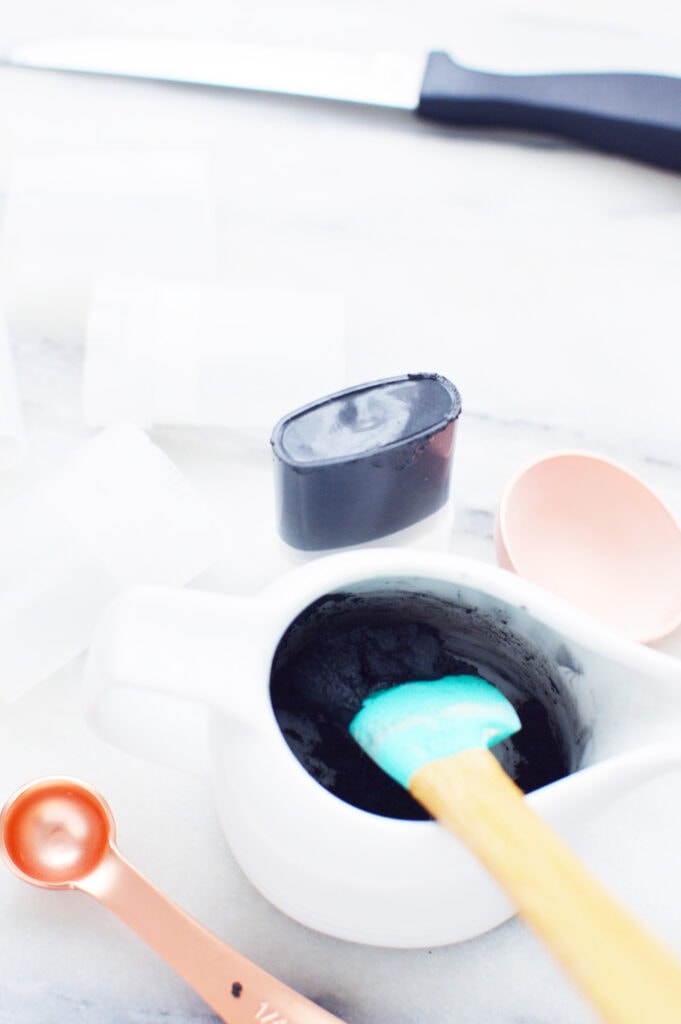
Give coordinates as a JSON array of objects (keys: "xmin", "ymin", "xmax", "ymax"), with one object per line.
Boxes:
[{"xmin": 83, "ymin": 549, "xmax": 681, "ymax": 947}]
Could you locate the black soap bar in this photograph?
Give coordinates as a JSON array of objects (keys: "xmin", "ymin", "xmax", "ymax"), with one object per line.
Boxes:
[{"xmin": 270, "ymin": 373, "xmax": 462, "ymax": 550}]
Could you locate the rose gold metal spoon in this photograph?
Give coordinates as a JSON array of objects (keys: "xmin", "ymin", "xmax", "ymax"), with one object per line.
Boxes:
[
  {"xmin": 495, "ymin": 451, "xmax": 681, "ymax": 644},
  {"xmin": 0, "ymin": 777, "xmax": 348, "ymax": 1024}
]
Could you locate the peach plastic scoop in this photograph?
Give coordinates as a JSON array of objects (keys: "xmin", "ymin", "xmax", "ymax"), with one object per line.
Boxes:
[
  {"xmin": 0, "ymin": 777, "xmax": 348, "ymax": 1024},
  {"xmin": 495, "ymin": 451, "xmax": 681, "ymax": 644}
]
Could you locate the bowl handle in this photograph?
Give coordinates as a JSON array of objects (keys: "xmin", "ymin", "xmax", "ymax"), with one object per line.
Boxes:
[
  {"xmin": 529, "ymin": 743, "xmax": 681, "ymax": 833},
  {"xmin": 83, "ymin": 585, "xmax": 280, "ymax": 773}
]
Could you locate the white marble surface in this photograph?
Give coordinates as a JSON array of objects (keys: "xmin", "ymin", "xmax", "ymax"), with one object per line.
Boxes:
[{"xmin": 1, "ymin": 1, "xmax": 681, "ymax": 1021}]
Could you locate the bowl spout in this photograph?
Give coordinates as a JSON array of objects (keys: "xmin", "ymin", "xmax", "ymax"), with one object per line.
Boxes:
[{"xmin": 84, "ymin": 585, "xmax": 281, "ymax": 773}]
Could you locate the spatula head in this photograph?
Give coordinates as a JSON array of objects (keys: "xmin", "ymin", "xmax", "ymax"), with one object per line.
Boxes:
[{"xmin": 350, "ymin": 675, "xmax": 521, "ymax": 788}]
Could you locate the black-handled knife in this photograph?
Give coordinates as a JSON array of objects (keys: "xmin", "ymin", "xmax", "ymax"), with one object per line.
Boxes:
[
  {"xmin": 420, "ymin": 51, "xmax": 681, "ymax": 173},
  {"xmin": 8, "ymin": 38, "xmax": 681, "ymax": 173}
]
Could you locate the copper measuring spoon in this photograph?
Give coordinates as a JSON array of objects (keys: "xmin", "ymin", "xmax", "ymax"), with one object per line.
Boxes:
[{"xmin": 0, "ymin": 777, "xmax": 348, "ymax": 1024}]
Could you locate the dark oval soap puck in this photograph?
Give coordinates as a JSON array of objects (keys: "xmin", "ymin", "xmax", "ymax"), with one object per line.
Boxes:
[{"xmin": 270, "ymin": 372, "xmax": 462, "ymax": 550}]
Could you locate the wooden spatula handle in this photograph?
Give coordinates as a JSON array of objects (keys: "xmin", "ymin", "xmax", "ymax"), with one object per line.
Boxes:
[{"xmin": 411, "ymin": 748, "xmax": 681, "ymax": 1024}]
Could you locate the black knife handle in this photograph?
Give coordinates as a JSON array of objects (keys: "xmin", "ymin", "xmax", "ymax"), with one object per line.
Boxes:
[{"xmin": 417, "ymin": 51, "xmax": 681, "ymax": 173}]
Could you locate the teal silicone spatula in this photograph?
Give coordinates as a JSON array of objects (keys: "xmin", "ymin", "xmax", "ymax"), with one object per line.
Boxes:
[{"xmin": 350, "ymin": 675, "xmax": 681, "ymax": 1024}]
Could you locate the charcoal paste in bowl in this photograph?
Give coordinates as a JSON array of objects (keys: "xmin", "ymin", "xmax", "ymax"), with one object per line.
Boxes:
[{"xmin": 270, "ymin": 585, "xmax": 584, "ymax": 820}]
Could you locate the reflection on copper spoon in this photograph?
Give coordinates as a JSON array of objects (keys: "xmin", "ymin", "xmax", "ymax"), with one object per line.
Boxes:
[{"xmin": 0, "ymin": 777, "xmax": 348, "ymax": 1024}]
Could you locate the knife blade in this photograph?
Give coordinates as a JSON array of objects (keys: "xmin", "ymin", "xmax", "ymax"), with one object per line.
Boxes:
[{"xmin": 8, "ymin": 37, "xmax": 681, "ymax": 173}]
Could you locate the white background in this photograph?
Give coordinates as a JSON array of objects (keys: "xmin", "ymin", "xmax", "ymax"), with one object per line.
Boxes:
[{"xmin": 0, "ymin": 2, "xmax": 681, "ymax": 1021}]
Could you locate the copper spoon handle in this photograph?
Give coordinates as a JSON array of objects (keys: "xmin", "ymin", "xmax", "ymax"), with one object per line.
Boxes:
[{"xmin": 82, "ymin": 846, "xmax": 346, "ymax": 1024}]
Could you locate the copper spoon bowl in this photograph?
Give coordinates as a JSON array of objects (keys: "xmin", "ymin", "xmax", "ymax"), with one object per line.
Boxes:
[{"xmin": 0, "ymin": 777, "xmax": 347, "ymax": 1024}]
